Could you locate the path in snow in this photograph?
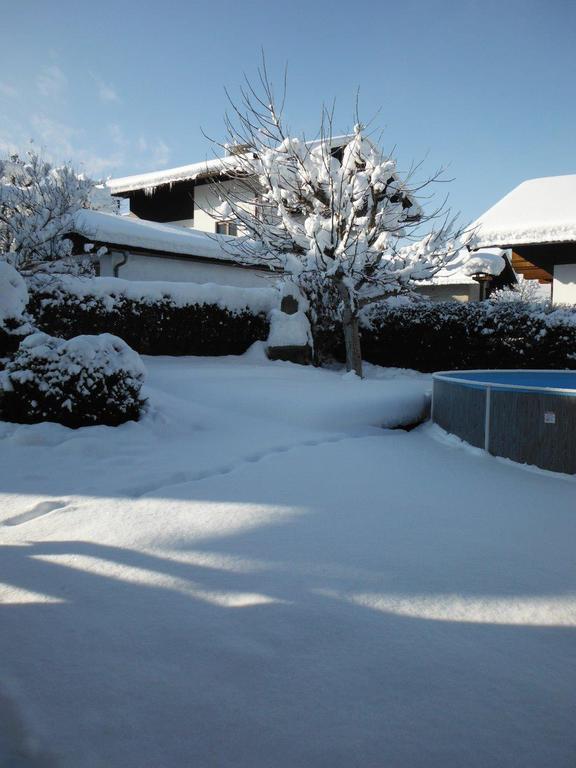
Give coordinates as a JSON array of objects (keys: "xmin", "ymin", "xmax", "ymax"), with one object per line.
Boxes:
[{"xmin": 1, "ymin": 350, "xmax": 575, "ymax": 768}]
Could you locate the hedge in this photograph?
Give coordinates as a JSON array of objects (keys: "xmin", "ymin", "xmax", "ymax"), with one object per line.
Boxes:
[
  {"xmin": 28, "ymin": 277, "xmax": 273, "ymax": 357},
  {"xmin": 24, "ymin": 276, "xmax": 576, "ymax": 371},
  {"xmin": 360, "ymin": 300, "xmax": 576, "ymax": 372},
  {"xmin": 0, "ymin": 321, "xmax": 27, "ymax": 359}
]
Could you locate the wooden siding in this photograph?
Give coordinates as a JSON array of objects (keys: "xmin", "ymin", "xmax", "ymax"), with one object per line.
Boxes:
[
  {"xmin": 511, "ymin": 251, "xmax": 552, "ymax": 283},
  {"xmin": 511, "ymin": 243, "xmax": 576, "ymax": 284}
]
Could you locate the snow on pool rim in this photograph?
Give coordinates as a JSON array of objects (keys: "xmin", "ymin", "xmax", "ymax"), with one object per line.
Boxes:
[{"xmin": 433, "ymin": 369, "xmax": 576, "ymax": 395}]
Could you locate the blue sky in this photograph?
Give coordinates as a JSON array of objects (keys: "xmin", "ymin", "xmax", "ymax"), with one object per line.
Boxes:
[{"xmin": 1, "ymin": 0, "xmax": 574, "ymax": 223}]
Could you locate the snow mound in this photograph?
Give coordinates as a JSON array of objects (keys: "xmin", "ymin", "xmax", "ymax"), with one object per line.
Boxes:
[{"xmin": 267, "ymin": 309, "xmax": 311, "ymax": 347}]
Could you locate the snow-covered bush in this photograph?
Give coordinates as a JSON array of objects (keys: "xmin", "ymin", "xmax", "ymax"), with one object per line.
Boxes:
[
  {"xmin": 27, "ymin": 276, "xmax": 273, "ymax": 356},
  {"xmin": 359, "ymin": 300, "xmax": 576, "ymax": 371},
  {"xmin": 0, "ymin": 259, "xmax": 32, "ymax": 357},
  {"xmin": 490, "ymin": 276, "xmax": 549, "ymax": 304},
  {"xmin": 0, "ymin": 260, "xmax": 28, "ymax": 326},
  {"xmin": 0, "ymin": 332, "xmax": 146, "ymax": 427}
]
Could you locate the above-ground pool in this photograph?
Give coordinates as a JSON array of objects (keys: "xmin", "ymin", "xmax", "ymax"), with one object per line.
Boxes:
[{"xmin": 432, "ymin": 370, "xmax": 576, "ymax": 474}]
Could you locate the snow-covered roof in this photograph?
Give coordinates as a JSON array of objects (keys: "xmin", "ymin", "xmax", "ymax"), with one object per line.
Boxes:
[
  {"xmin": 473, "ymin": 174, "xmax": 576, "ymax": 248},
  {"xmin": 71, "ymin": 209, "xmax": 269, "ymax": 267},
  {"xmin": 423, "ymin": 248, "xmax": 507, "ymax": 285},
  {"xmin": 106, "ymin": 135, "xmax": 356, "ymax": 195},
  {"xmin": 106, "ymin": 155, "xmax": 246, "ymax": 195}
]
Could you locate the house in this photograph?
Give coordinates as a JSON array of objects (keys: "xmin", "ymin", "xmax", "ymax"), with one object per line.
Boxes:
[
  {"xmin": 106, "ymin": 137, "xmax": 358, "ymax": 236},
  {"xmin": 80, "ymin": 137, "xmax": 509, "ymax": 300},
  {"xmin": 106, "ymin": 152, "xmax": 254, "ymax": 235},
  {"xmin": 86, "ymin": 138, "xmax": 353, "ymax": 286},
  {"xmin": 472, "ymin": 174, "xmax": 576, "ymax": 303}
]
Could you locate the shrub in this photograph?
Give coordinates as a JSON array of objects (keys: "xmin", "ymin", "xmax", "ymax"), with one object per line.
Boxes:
[
  {"xmin": 359, "ymin": 300, "xmax": 576, "ymax": 372},
  {"xmin": 0, "ymin": 260, "xmax": 31, "ymax": 358},
  {"xmin": 28, "ymin": 276, "xmax": 274, "ymax": 356},
  {"xmin": 0, "ymin": 332, "xmax": 146, "ymax": 427}
]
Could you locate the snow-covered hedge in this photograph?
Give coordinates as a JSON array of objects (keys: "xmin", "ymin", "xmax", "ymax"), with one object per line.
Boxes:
[
  {"xmin": 0, "ymin": 332, "xmax": 146, "ymax": 427},
  {"xmin": 28, "ymin": 276, "xmax": 275, "ymax": 357},
  {"xmin": 359, "ymin": 300, "xmax": 576, "ymax": 372}
]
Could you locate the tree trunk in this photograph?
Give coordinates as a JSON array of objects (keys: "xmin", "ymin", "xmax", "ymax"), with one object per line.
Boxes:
[{"xmin": 338, "ymin": 281, "xmax": 363, "ymax": 377}]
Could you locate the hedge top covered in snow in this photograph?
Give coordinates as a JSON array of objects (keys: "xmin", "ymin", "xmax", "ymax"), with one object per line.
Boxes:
[
  {"xmin": 71, "ymin": 209, "xmax": 272, "ymax": 267},
  {"xmin": 473, "ymin": 174, "xmax": 576, "ymax": 248},
  {"xmin": 32, "ymin": 274, "xmax": 278, "ymax": 316}
]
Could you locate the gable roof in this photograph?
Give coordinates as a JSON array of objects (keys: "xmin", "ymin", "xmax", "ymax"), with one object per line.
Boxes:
[
  {"xmin": 106, "ymin": 135, "xmax": 357, "ymax": 195},
  {"xmin": 473, "ymin": 174, "xmax": 576, "ymax": 249}
]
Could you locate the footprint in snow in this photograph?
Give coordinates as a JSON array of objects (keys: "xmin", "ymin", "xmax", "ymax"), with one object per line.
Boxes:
[{"xmin": 3, "ymin": 500, "xmax": 69, "ymax": 527}]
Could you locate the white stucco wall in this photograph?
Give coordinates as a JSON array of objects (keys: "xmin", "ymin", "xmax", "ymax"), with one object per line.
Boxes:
[
  {"xmin": 112, "ymin": 251, "xmax": 276, "ymax": 288},
  {"xmin": 415, "ymin": 284, "xmax": 480, "ymax": 302},
  {"xmin": 552, "ymin": 264, "xmax": 576, "ymax": 305},
  {"xmin": 194, "ymin": 180, "xmax": 256, "ymax": 233}
]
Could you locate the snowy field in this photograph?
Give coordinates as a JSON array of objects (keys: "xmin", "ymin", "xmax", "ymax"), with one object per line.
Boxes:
[{"xmin": 1, "ymin": 346, "xmax": 575, "ymax": 767}]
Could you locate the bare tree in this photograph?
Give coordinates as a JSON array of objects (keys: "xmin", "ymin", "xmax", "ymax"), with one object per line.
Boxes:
[{"xmin": 206, "ymin": 62, "xmax": 468, "ymax": 376}]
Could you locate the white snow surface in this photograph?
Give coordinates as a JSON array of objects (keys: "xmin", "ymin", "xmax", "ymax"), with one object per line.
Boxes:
[
  {"xmin": 473, "ymin": 174, "xmax": 576, "ymax": 247},
  {"xmin": 0, "ymin": 351, "xmax": 575, "ymax": 767},
  {"xmin": 34, "ymin": 273, "xmax": 278, "ymax": 315},
  {"xmin": 71, "ymin": 209, "xmax": 270, "ymax": 266}
]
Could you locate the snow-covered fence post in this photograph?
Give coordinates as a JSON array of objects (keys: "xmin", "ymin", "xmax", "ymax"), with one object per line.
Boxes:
[{"xmin": 266, "ymin": 281, "xmax": 312, "ymax": 365}]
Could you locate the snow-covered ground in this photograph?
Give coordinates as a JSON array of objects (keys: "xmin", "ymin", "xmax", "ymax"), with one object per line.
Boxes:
[{"xmin": 1, "ymin": 347, "xmax": 575, "ymax": 767}]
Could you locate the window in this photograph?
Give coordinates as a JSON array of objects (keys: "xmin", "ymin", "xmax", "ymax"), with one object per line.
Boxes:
[{"xmin": 216, "ymin": 220, "xmax": 238, "ymax": 236}]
